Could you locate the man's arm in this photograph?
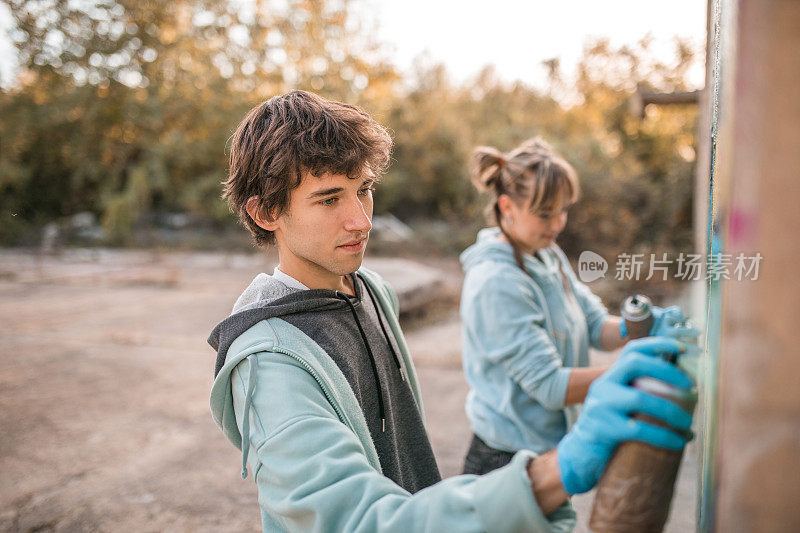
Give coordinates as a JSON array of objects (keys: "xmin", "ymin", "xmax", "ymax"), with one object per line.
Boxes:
[
  {"xmin": 232, "ymin": 351, "xmax": 577, "ymax": 532},
  {"xmin": 528, "ymin": 450, "xmax": 570, "ymax": 515}
]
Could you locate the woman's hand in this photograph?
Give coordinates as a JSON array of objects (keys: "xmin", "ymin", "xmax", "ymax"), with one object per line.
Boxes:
[
  {"xmin": 556, "ymin": 337, "xmax": 695, "ymax": 495},
  {"xmin": 649, "ymin": 306, "xmax": 700, "ymax": 341}
]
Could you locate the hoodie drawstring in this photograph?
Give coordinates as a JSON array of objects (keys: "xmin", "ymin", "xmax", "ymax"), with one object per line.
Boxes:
[
  {"xmin": 336, "ymin": 292, "xmax": 387, "ymax": 432},
  {"xmin": 241, "ymin": 353, "xmax": 258, "ymax": 479},
  {"xmin": 359, "ymin": 274, "xmax": 406, "ymax": 382}
]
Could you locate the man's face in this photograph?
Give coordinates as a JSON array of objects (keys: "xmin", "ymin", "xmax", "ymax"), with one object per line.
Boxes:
[{"xmin": 272, "ymin": 171, "xmax": 374, "ymax": 284}]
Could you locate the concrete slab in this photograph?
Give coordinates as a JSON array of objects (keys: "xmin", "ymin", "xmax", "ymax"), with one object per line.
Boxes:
[
  {"xmin": 0, "ymin": 248, "xmax": 699, "ymax": 531},
  {"xmin": 0, "ymin": 249, "xmax": 445, "ymax": 315}
]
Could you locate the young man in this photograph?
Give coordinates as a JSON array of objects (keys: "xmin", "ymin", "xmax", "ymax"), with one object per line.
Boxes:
[{"xmin": 208, "ymin": 91, "xmax": 695, "ymax": 531}]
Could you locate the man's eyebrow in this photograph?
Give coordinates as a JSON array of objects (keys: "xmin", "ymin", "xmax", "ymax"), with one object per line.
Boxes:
[
  {"xmin": 306, "ymin": 178, "xmax": 375, "ymax": 199},
  {"xmin": 306, "ymin": 187, "xmax": 344, "ymax": 199}
]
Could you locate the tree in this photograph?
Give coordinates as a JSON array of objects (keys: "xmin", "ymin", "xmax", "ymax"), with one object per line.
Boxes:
[{"xmin": 0, "ymin": 0, "xmax": 394, "ymax": 244}]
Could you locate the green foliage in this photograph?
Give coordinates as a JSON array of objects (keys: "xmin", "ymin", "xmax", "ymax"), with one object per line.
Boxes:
[
  {"xmin": 378, "ymin": 63, "xmax": 473, "ymax": 220},
  {"xmin": 0, "ymin": 0, "xmax": 371, "ymax": 240},
  {"xmin": 100, "ymin": 163, "xmax": 151, "ymax": 244},
  {"xmin": 0, "ymin": 0, "xmax": 701, "ymax": 259},
  {"xmin": 378, "ymin": 38, "xmax": 700, "ymax": 259}
]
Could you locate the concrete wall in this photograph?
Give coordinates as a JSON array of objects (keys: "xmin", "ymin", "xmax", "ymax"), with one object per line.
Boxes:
[{"xmin": 715, "ymin": 0, "xmax": 800, "ymax": 530}]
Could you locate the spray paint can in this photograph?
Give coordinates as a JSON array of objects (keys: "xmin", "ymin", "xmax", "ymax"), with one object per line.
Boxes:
[
  {"xmin": 588, "ymin": 296, "xmax": 697, "ymax": 532},
  {"xmin": 621, "ymin": 294, "xmax": 655, "ymax": 340}
]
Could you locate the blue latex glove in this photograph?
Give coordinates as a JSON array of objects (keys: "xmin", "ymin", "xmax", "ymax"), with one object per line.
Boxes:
[
  {"xmin": 650, "ymin": 305, "xmax": 683, "ymax": 336},
  {"xmin": 556, "ymin": 337, "xmax": 695, "ymax": 495}
]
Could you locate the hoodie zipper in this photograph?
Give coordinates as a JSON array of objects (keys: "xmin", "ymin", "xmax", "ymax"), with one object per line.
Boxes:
[
  {"xmin": 268, "ymin": 346, "xmax": 383, "ymax": 473},
  {"xmin": 237, "ymin": 344, "xmax": 384, "ymax": 481},
  {"xmin": 269, "ymin": 347, "xmax": 348, "ymax": 426}
]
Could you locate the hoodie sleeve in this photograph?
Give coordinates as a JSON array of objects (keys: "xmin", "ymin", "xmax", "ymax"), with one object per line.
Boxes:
[
  {"xmin": 462, "ymin": 269, "xmax": 573, "ymax": 411},
  {"xmin": 231, "ymin": 352, "xmax": 576, "ymax": 533}
]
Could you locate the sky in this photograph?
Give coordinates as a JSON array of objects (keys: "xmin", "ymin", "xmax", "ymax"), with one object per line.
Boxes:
[
  {"xmin": 0, "ymin": 3, "xmax": 15, "ymax": 87},
  {"xmin": 0, "ymin": 0, "xmax": 708, "ymax": 89},
  {"xmin": 366, "ymin": 0, "xmax": 708, "ymax": 88}
]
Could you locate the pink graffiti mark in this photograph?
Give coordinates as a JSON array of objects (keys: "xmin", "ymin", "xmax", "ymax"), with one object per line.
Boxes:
[{"xmin": 729, "ymin": 208, "xmax": 756, "ymax": 245}]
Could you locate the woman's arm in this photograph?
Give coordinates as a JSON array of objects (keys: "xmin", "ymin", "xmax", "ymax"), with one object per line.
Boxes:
[
  {"xmin": 462, "ymin": 270, "xmax": 575, "ymax": 411},
  {"xmin": 564, "ymin": 366, "xmax": 610, "ymax": 405},
  {"xmin": 599, "ymin": 315, "xmax": 627, "ymax": 351},
  {"xmin": 563, "ymin": 317, "xmax": 630, "ymax": 404}
]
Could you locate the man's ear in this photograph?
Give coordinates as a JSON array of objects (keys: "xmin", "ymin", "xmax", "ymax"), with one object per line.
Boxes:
[{"xmin": 246, "ymin": 196, "xmax": 279, "ymax": 231}]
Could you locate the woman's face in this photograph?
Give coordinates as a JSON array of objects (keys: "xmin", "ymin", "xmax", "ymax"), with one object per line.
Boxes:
[{"xmin": 500, "ymin": 194, "xmax": 571, "ymax": 254}]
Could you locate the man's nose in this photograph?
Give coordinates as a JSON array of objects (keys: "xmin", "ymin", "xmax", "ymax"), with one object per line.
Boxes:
[{"xmin": 343, "ymin": 196, "xmax": 372, "ymax": 233}]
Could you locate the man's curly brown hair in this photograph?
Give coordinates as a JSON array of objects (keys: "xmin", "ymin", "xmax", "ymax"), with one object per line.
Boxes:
[{"xmin": 223, "ymin": 90, "xmax": 393, "ymax": 246}]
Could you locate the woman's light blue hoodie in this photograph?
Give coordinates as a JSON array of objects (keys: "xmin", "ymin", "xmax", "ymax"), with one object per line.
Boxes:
[{"xmin": 460, "ymin": 228, "xmax": 609, "ymax": 454}]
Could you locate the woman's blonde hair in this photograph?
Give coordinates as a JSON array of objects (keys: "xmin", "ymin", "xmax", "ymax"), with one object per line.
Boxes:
[{"xmin": 470, "ymin": 137, "xmax": 579, "ymax": 271}]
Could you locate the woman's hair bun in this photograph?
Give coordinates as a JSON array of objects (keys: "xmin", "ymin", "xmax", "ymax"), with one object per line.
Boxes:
[
  {"xmin": 514, "ymin": 136, "xmax": 553, "ymax": 157},
  {"xmin": 470, "ymin": 146, "xmax": 506, "ymax": 192}
]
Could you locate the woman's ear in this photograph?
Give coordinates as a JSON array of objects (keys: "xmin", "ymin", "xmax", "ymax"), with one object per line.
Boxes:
[
  {"xmin": 497, "ymin": 194, "xmax": 516, "ymax": 222},
  {"xmin": 246, "ymin": 196, "xmax": 279, "ymax": 231}
]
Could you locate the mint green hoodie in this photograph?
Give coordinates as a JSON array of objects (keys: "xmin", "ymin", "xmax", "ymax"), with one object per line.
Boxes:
[{"xmin": 208, "ymin": 266, "xmax": 576, "ymax": 531}]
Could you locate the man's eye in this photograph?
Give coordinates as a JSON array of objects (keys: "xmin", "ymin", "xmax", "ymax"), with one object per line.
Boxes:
[
  {"xmin": 358, "ymin": 186, "xmax": 375, "ymax": 196},
  {"xmin": 320, "ymin": 197, "xmax": 338, "ymax": 206}
]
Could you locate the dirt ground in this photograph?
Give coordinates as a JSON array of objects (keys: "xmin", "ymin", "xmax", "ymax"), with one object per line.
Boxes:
[{"xmin": 0, "ymin": 248, "xmax": 698, "ymax": 532}]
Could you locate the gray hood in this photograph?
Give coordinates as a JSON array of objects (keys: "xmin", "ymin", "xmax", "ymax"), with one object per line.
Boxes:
[
  {"xmin": 231, "ymin": 272, "xmax": 304, "ymax": 314},
  {"xmin": 208, "ymin": 273, "xmax": 356, "ymax": 377}
]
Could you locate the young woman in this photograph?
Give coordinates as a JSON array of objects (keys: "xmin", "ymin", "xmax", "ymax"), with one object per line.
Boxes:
[{"xmin": 459, "ymin": 137, "xmax": 693, "ymax": 475}]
